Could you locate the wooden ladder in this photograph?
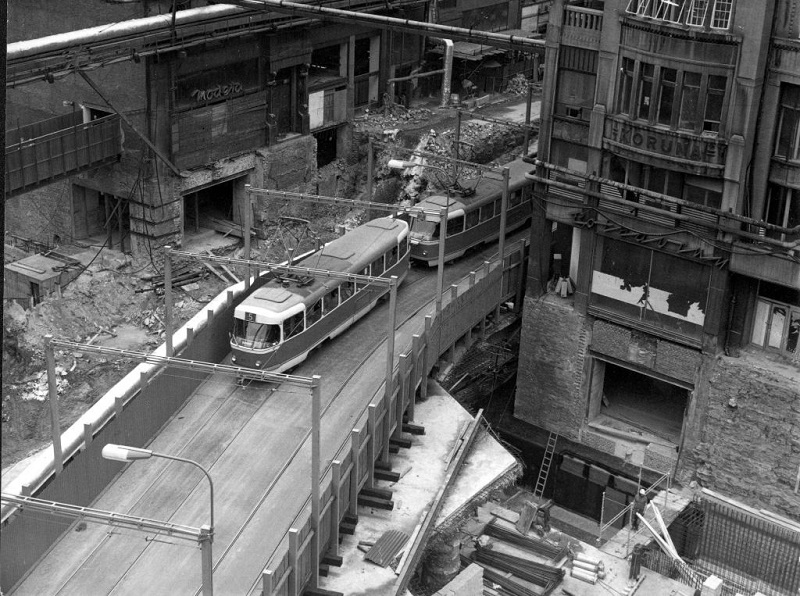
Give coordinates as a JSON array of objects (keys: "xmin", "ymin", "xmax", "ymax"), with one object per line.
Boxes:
[{"xmin": 534, "ymin": 432, "xmax": 558, "ymax": 500}]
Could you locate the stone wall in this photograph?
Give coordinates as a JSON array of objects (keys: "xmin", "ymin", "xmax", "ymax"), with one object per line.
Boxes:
[
  {"xmin": 688, "ymin": 350, "xmax": 800, "ymax": 520},
  {"xmin": 515, "ymin": 294, "xmax": 590, "ymax": 441}
]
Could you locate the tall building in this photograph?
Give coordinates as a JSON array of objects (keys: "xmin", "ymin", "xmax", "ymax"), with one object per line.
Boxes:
[{"xmin": 516, "ymin": 0, "xmax": 799, "ymax": 522}]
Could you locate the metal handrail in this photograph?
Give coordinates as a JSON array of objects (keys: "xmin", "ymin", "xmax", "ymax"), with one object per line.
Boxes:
[{"xmin": 599, "ymin": 470, "xmax": 670, "ymax": 534}]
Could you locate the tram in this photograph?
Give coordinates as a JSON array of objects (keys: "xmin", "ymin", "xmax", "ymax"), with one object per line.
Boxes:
[
  {"xmin": 408, "ymin": 156, "xmax": 534, "ymax": 266},
  {"xmin": 230, "ymin": 216, "xmax": 410, "ymax": 372}
]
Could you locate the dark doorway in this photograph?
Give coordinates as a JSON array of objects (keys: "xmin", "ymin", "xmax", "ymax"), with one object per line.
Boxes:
[
  {"xmin": 315, "ymin": 129, "xmax": 338, "ymax": 168},
  {"xmin": 184, "ymin": 179, "xmax": 235, "ymax": 230},
  {"xmin": 599, "ymin": 363, "xmax": 688, "ymax": 444}
]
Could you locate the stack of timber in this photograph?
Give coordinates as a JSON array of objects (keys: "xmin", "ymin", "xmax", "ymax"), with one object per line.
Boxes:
[
  {"xmin": 483, "ymin": 519, "xmax": 567, "ymax": 562},
  {"xmin": 137, "ymin": 264, "xmax": 210, "ymax": 294},
  {"xmin": 459, "ymin": 516, "xmax": 567, "ymax": 596}
]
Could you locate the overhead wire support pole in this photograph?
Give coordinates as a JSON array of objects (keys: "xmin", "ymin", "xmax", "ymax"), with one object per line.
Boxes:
[
  {"xmin": 495, "ymin": 167, "xmax": 509, "ymax": 320},
  {"xmin": 44, "ymin": 335, "xmax": 64, "ymax": 474},
  {"xmin": 48, "ymin": 338, "xmax": 317, "ymax": 388},
  {"xmin": 310, "ymin": 375, "xmax": 322, "ymax": 589},
  {"xmin": 164, "ymin": 246, "xmax": 174, "ymax": 358},
  {"xmin": 385, "ymin": 276, "xmax": 399, "ymax": 404}
]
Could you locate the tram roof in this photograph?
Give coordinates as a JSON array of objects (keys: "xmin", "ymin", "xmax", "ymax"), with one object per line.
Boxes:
[
  {"xmin": 416, "ymin": 157, "xmax": 533, "ymax": 212},
  {"xmin": 238, "ymin": 217, "xmax": 407, "ymax": 314}
]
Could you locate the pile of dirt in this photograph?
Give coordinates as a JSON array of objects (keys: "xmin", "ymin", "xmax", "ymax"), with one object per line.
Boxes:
[{"xmin": 1, "ymin": 256, "xmax": 231, "ymax": 470}]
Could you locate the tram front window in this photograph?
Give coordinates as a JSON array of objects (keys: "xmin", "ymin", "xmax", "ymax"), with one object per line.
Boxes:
[
  {"xmin": 232, "ymin": 318, "xmax": 281, "ymax": 349},
  {"xmin": 410, "ymin": 220, "xmax": 439, "ymax": 241}
]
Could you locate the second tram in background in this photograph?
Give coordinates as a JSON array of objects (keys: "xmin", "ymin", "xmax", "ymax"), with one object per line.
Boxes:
[
  {"xmin": 408, "ymin": 156, "xmax": 534, "ymax": 266},
  {"xmin": 230, "ymin": 216, "xmax": 410, "ymax": 372}
]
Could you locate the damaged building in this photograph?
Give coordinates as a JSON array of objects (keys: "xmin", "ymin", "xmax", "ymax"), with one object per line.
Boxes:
[
  {"xmin": 4, "ymin": 0, "xmax": 545, "ymax": 257},
  {"xmin": 514, "ymin": 0, "xmax": 800, "ymax": 531}
]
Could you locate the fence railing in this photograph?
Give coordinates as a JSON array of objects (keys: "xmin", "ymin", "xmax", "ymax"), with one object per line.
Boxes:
[{"xmin": 5, "ymin": 114, "xmax": 121, "ymax": 197}]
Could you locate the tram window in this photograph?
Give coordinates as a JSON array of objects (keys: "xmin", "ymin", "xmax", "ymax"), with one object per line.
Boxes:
[
  {"xmin": 466, "ymin": 209, "xmax": 480, "ymax": 229},
  {"xmin": 341, "ymin": 281, "xmax": 355, "ymax": 301},
  {"xmin": 480, "ymin": 204, "xmax": 493, "ymax": 222},
  {"xmin": 371, "ymin": 256, "xmax": 384, "ymax": 276},
  {"xmin": 401, "ymin": 235, "xmax": 408, "ymax": 255},
  {"xmin": 510, "ymin": 190, "xmax": 523, "ymax": 207},
  {"xmin": 494, "ymin": 199, "xmax": 502, "ymax": 216},
  {"xmin": 283, "ymin": 313, "xmax": 304, "ymax": 339},
  {"xmin": 447, "ymin": 215, "xmax": 464, "ymax": 236},
  {"xmin": 307, "ymin": 300, "xmax": 322, "ymax": 325},
  {"xmin": 386, "ymin": 246, "xmax": 399, "ymax": 268},
  {"xmin": 323, "ymin": 287, "xmax": 339, "ymax": 313}
]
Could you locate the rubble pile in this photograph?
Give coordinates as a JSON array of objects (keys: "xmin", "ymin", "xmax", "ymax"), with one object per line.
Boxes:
[{"xmin": 504, "ymin": 73, "xmax": 533, "ymax": 96}]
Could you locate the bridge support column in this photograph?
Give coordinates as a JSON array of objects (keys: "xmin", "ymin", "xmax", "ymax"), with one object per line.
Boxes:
[
  {"xmin": 349, "ymin": 429, "xmax": 361, "ymax": 517},
  {"xmin": 330, "ymin": 461, "xmax": 342, "ymax": 557}
]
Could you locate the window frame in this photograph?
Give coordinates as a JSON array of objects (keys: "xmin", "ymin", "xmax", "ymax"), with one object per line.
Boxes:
[{"xmin": 750, "ymin": 298, "xmax": 800, "ymax": 356}]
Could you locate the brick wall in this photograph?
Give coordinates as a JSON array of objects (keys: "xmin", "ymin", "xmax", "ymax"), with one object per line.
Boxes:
[
  {"xmin": 515, "ymin": 294, "xmax": 590, "ymax": 441},
  {"xmin": 686, "ymin": 350, "xmax": 800, "ymax": 520},
  {"xmin": 434, "ymin": 562, "xmax": 483, "ymax": 596}
]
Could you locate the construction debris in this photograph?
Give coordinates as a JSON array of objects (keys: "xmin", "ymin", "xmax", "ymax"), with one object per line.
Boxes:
[{"xmin": 364, "ymin": 530, "xmax": 409, "ymax": 568}]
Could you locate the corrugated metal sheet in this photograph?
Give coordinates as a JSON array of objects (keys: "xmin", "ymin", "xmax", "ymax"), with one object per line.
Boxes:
[{"xmin": 365, "ymin": 529, "xmax": 409, "ymax": 567}]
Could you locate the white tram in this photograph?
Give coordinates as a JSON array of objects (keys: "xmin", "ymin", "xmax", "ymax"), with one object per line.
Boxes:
[
  {"xmin": 230, "ymin": 217, "xmax": 410, "ymax": 372},
  {"xmin": 408, "ymin": 156, "xmax": 534, "ymax": 266}
]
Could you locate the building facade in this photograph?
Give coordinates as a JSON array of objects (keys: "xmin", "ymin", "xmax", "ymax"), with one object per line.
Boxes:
[
  {"xmin": 516, "ymin": 0, "xmax": 800, "ymax": 522},
  {"xmin": 5, "ymin": 0, "xmax": 535, "ymax": 259}
]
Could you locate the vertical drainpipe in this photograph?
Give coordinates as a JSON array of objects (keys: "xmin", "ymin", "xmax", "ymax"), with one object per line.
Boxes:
[
  {"xmin": 428, "ymin": 0, "xmax": 453, "ymax": 108},
  {"xmin": 440, "ymin": 39, "xmax": 453, "ymax": 108}
]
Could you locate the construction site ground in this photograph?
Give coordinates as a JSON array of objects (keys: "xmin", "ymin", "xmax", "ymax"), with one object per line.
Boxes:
[{"xmin": 1, "ymin": 84, "xmax": 542, "ymax": 479}]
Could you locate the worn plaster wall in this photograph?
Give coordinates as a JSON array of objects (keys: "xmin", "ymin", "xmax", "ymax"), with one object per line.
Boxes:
[
  {"xmin": 515, "ymin": 293, "xmax": 590, "ymax": 441},
  {"xmin": 689, "ymin": 351, "xmax": 800, "ymax": 520}
]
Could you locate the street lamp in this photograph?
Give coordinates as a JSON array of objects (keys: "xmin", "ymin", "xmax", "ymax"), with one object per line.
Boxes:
[
  {"xmin": 102, "ymin": 444, "xmax": 215, "ymax": 596},
  {"xmin": 388, "ymin": 159, "xmax": 449, "ymax": 313}
]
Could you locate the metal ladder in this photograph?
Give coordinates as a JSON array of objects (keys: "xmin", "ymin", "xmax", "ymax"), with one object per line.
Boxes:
[{"xmin": 534, "ymin": 432, "xmax": 558, "ymax": 500}]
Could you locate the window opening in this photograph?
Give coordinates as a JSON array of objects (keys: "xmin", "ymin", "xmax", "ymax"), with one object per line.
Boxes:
[
  {"xmin": 594, "ymin": 362, "xmax": 689, "ymax": 444},
  {"xmin": 711, "ymin": 0, "xmax": 732, "ymax": 29},
  {"xmin": 775, "ymin": 85, "xmax": 800, "ymax": 161},
  {"xmin": 657, "ymin": 68, "xmax": 677, "ymax": 125},
  {"xmin": 447, "ymin": 215, "xmax": 465, "ymax": 236}
]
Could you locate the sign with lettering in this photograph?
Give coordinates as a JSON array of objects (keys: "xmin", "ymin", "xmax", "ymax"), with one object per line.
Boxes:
[
  {"xmin": 604, "ymin": 119, "xmax": 727, "ymax": 166},
  {"xmin": 176, "ymin": 58, "xmax": 259, "ymax": 109},
  {"xmin": 190, "ymin": 82, "xmax": 243, "ymax": 103}
]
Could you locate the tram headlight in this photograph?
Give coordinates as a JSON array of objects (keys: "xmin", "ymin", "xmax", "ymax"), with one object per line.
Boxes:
[
  {"xmin": 255, "ymin": 360, "xmax": 263, "ymax": 368},
  {"xmin": 231, "ymin": 355, "xmax": 237, "ymax": 363}
]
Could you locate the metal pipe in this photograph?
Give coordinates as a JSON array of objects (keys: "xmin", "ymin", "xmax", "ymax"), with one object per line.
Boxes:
[
  {"xmin": 228, "ymin": 0, "xmax": 545, "ymax": 51},
  {"xmin": 7, "ymin": 5, "xmax": 245, "ymax": 60},
  {"xmin": 439, "ymin": 39, "xmax": 453, "ymax": 108}
]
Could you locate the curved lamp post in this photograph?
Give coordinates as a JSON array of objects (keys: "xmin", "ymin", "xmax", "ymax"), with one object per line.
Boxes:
[
  {"xmin": 388, "ymin": 159, "xmax": 449, "ymax": 313},
  {"xmin": 102, "ymin": 444, "xmax": 215, "ymax": 596}
]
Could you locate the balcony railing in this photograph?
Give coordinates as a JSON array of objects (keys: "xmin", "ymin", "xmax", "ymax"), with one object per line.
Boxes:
[
  {"xmin": 5, "ymin": 113, "xmax": 122, "ymax": 197},
  {"xmin": 563, "ymin": 5, "xmax": 603, "ymax": 31}
]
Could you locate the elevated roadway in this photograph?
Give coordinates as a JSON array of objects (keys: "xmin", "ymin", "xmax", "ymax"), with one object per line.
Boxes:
[{"xmin": 9, "ymin": 230, "xmax": 527, "ymax": 596}]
